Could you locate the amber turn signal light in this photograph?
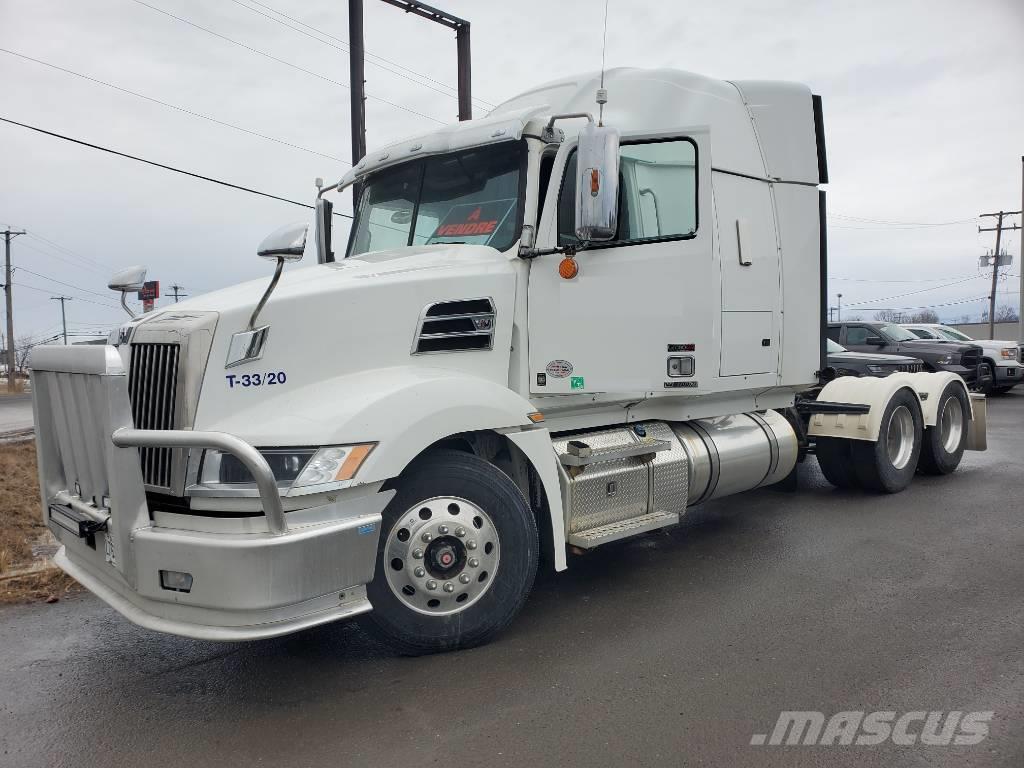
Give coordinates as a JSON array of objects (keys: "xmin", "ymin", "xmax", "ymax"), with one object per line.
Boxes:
[{"xmin": 558, "ymin": 257, "xmax": 579, "ymax": 280}]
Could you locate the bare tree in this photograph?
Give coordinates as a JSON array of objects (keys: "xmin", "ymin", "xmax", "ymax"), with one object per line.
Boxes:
[
  {"xmin": 873, "ymin": 310, "xmax": 900, "ymax": 322},
  {"xmin": 994, "ymin": 305, "xmax": 1020, "ymax": 323},
  {"xmin": 907, "ymin": 309, "xmax": 939, "ymax": 323}
]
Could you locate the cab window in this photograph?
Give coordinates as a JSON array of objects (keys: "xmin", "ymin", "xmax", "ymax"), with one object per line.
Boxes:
[
  {"xmin": 557, "ymin": 138, "xmax": 697, "ymax": 247},
  {"xmin": 846, "ymin": 326, "xmax": 872, "ymax": 345}
]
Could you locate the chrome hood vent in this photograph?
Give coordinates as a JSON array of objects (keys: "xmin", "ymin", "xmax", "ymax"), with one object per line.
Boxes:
[{"xmin": 414, "ymin": 298, "xmax": 495, "ymax": 354}]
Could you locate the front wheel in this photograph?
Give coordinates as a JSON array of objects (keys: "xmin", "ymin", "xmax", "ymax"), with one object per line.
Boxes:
[
  {"xmin": 851, "ymin": 389, "xmax": 923, "ymax": 493},
  {"xmin": 918, "ymin": 382, "xmax": 968, "ymax": 475},
  {"xmin": 361, "ymin": 450, "xmax": 539, "ymax": 655}
]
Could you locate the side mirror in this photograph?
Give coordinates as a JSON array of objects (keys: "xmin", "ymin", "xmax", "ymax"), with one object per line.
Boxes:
[
  {"xmin": 865, "ymin": 336, "xmax": 885, "ymax": 345},
  {"xmin": 315, "ymin": 198, "xmax": 333, "ymax": 264},
  {"xmin": 257, "ymin": 222, "xmax": 308, "ymax": 261},
  {"xmin": 108, "ymin": 265, "xmax": 148, "ymax": 318},
  {"xmin": 575, "ymin": 122, "xmax": 620, "ymax": 242}
]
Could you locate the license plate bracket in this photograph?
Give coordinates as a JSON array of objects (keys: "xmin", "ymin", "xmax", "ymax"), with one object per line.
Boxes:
[{"xmin": 49, "ymin": 503, "xmax": 108, "ymax": 540}]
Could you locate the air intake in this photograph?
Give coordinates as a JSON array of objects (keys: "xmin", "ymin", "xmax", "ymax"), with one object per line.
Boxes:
[{"xmin": 414, "ymin": 298, "xmax": 496, "ymax": 354}]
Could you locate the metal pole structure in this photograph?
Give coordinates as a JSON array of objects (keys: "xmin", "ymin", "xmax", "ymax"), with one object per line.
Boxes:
[
  {"xmin": 837, "ymin": 293, "xmax": 842, "ymax": 321},
  {"xmin": 1020, "ymin": 157, "xmax": 1023, "ymax": 344},
  {"xmin": 378, "ymin": 1, "xmax": 473, "ymax": 120},
  {"xmin": 3, "ymin": 229, "xmax": 25, "ymax": 391},
  {"xmin": 979, "ymin": 210, "xmax": 1022, "ymax": 339},
  {"xmin": 349, "ymin": 0, "xmax": 367, "ymax": 209},
  {"xmin": 170, "ymin": 284, "xmax": 187, "ymax": 303},
  {"xmin": 50, "ymin": 296, "xmax": 72, "ymax": 344},
  {"xmin": 455, "ymin": 22, "xmax": 472, "ymax": 121}
]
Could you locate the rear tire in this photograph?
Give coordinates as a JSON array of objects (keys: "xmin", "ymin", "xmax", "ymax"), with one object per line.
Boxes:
[
  {"xmin": 815, "ymin": 437, "xmax": 858, "ymax": 489},
  {"xmin": 851, "ymin": 388, "xmax": 923, "ymax": 493},
  {"xmin": 918, "ymin": 382, "xmax": 968, "ymax": 475},
  {"xmin": 361, "ymin": 450, "xmax": 539, "ymax": 656}
]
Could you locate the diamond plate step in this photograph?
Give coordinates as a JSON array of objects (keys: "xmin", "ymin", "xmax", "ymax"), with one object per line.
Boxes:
[{"xmin": 567, "ymin": 510, "xmax": 680, "ymax": 549}]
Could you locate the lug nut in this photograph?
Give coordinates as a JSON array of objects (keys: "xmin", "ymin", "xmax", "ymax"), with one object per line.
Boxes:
[
  {"xmin": 426, "ymin": 580, "xmax": 437, "ymax": 591},
  {"xmin": 459, "ymin": 573, "xmax": 471, "ymax": 584},
  {"xmin": 469, "ymin": 558, "xmax": 479, "ymax": 568},
  {"xmin": 414, "ymin": 567, "xmax": 425, "ymax": 578},
  {"xmin": 412, "ymin": 548, "xmax": 424, "ymax": 559},
  {"xmin": 443, "ymin": 582, "xmax": 455, "ymax": 593},
  {"xmin": 438, "ymin": 524, "xmax": 449, "ymax": 535},
  {"xmin": 455, "ymin": 527, "xmax": 466, "ymax": 537},
  {"xmin": 421, "ymin": 532, "xmax": 432, "ymax": 543},
  {"xmin": 466, "ymin": 540, "xmax": 477, "ymax": 550}
]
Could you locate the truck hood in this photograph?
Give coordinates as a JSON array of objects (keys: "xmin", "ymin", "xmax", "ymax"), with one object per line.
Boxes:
[
  {"xmin": 137, "ymin": 244, "xmax": 519, "ymax": 435},
  {"xmin": 829, "ymin": 351, "xmax": 921, "ymax": 365},
  {"xmin": 896, "ymin": 340, "xmax": 980, "ymax": 357}
]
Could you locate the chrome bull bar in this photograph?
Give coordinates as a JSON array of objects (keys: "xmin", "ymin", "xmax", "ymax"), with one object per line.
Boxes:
[{"xmin": 111, "ymin": 428, "xmax": 287, "ymax": 534}]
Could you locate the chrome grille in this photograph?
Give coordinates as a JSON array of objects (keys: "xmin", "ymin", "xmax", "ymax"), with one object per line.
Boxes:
[
  {"xmin": 898, "ymin": 362, "xmax": 923, "ymax": 373},
  {"xmin": 413, "ymin": 298, "xmax": 495, "ymax": 354},
  {"xmin": 128, "ymin": 343, "xmax": 180, "ymax": 488}
]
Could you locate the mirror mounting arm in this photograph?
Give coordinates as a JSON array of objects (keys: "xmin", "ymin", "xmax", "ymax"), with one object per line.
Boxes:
[
  {"xmin": 248, "ymin": 257, "xmax": 285, "ymax": 331},
  {"xmin": 541, "ymin": 112, "xmax": 594, "ymax": 143},
  {"xmin": 518, "ymin": 244, "xmax": 579, "ymax": 261}
]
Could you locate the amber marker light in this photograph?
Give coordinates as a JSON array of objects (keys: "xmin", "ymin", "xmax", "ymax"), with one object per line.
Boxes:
[
  {"xmin": 527, "ymin": 412, "xmax": 545, "ymax": 423},
  {"xmin": 335, "ymin": 444, "xmax": 376, "ymax": 481},
  {"xmin": 558, "ymin": 256, "xmax": 579, "ymax": 280}
]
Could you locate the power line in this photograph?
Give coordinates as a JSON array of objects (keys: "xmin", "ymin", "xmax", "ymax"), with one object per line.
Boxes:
[
  {"xmin": 0, "ymin": 116, "xmax": 353, "ymax": 218},
  {"xmin": 829, "ymin": 213, "xmax": 979, "ymax": 227},
  {"xmin": 829, "ymin": 274, "xmax": 980, "ymax": 284},
  {"xmin": 129, "ymin": 0, "xmax": 447, "ymax": 124},
  {"xmin": 227, "ymin": 0, "xmax": 495, "ymax": 111},
  {"xmin": 16, "ymin": 239, "xmax": 110, "ymax": 278},
  {"xmin": 25, "ymin": 230, "xmax": 112, "ymax": 272},
  {"xmin": 13, "ymin": 266, "xmax": 113, "ymax": 300},
  {"xmin": 0, "ymin": 48, "xmax": 345, "ymax": 163},
  {"xmin": 839, "ymin": 276, "xmax": 983, "ymax": 309},
  {"xmin": 14, "ymin": 280, "xmax": 126, "ymax": 310}
]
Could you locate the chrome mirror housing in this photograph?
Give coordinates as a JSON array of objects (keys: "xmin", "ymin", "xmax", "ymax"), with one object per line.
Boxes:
[
  {"xmin": 257, "ymin": 222, "xmax": 308, "ymax": 261},
  {"xmin": 575, "ymin": 122, "xmax": 620, "ymax": 242},
  {"xmin": 108, "ymin": 265, "xmax": 148, "ymax": 318}
]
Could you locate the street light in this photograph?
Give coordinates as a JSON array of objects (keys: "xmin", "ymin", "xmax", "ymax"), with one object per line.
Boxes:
[{"xmin": 837, "ymin": 293, "xmax": 843, "ymax": 321}]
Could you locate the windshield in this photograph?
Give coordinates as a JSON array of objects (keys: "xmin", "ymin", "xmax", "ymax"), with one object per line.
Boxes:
[
  {"xmin": 827, "ymin": 339, "xmax": 846, "ymax": 353},
  {"xmin": 937, "ymin": 326, "xmax": 972, "ymax": 342},
  {"xmin": 879, "ymin": 323, "xmax": 919, "ymax": 342},
  {"xmin": 347, "ymin": 141, "xmax": 523, "ymax": 257}
]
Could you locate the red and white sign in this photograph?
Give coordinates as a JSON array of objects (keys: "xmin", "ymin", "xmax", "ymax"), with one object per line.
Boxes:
[{"xmin": 138, "ymin": 281, "xmax": 160, "ymax": 301}]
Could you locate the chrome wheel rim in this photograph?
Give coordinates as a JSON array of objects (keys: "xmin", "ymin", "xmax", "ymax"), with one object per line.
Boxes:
[
  {"xmin": 384, "ymin": 496, "xmax": 500, "ymax": 616},
  {"xmin": 886, "ymin": 404, "xmax": 915, "ymax": 470},
  {"xmin": 939, "ymin": 396, "xmax": 964, "ymax": 454}
]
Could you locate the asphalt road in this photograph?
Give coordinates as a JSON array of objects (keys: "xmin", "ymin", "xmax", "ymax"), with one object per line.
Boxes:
[
  {"xmin": 2, "ymin": 392, "xmax": 1022, "ymax": 767},
  {"xmin": 0, "ymin": 393, "xmax": 33, "ymax": 435}
]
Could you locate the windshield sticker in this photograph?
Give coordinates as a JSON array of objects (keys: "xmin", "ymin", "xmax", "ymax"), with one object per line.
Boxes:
[
  {"xmin": 545, "ymin": 360, "xmax": 573, "ymax": 379},
  {"xmin": 427, "ymin": 199, "xmax": 517, "ymax": 246}
]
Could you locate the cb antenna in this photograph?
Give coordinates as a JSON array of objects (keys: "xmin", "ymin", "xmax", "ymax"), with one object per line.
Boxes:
[{"xmin": 597, "ymin": 0, "xmax": 610, "ymax": 126}]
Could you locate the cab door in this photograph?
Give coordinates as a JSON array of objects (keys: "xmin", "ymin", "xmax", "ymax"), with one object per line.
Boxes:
[{"xmin": 528, "ymin": 130, "xmax": 713, "ymax": 395}]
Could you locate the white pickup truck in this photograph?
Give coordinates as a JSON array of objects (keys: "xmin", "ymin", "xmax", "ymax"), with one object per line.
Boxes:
[
  {"xmin": 31, "ymin": 68, "xmax": 987, "ymax": 653},
  {"xmin": 902, "ymin": 323, "xmax": 1023, "ymax": 394}
]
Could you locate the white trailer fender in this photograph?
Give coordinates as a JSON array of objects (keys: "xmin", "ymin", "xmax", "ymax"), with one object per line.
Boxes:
[{"xmin": 807, "ymin": 371, "xmax": 971, "ymax": 442}]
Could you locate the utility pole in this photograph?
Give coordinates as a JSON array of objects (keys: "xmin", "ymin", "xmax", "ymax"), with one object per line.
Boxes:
[
  {"xmin": 979, "ymin": 210, "xmax": 1021, "ymax": 339},
  {"xmin": 837, "ymin": 293, "xmax": 842, "ymax": 321},
  {"xmin": 349, "ymin": 0, "xmax": 367, "ymax": 184},
  {"xmin": 3, "ymin": 228, "xmax": 25, "ymax": 391},
  {"xmin": 50, "ymin": 296, "xmax": 72, "ymax": 344},
  {"xmin": 1020, "ymin": 157, "xmax": 1023, "ymax": 345},
  {"xmin": 170, "ymin": 284, "xmax": 187, "ymax": 303}
]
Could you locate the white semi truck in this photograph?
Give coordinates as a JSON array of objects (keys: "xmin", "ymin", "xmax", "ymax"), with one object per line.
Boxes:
[{"xmin": 31, "ymin": 68, "xmax": 987, "ymax": 653}]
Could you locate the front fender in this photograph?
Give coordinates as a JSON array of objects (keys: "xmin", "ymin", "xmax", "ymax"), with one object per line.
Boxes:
[{"xmin": 196, "ymin": 366, "xmax": 541, "ymax": 480}]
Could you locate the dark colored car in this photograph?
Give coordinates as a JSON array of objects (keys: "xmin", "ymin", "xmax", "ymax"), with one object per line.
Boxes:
[
  {"xmin": 826, "ymin": 338, "xmax": 924, "ymax": 378},
  {"xmin": 827, "ymin": 321, "xmax": 989, "ymax": 388}
]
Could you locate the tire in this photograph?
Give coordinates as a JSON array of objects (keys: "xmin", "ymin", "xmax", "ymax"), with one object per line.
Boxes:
[
  {"xmin": 918, "ymin": 382, "xmax": 969, "ymax": 475},
  {"xmin": 815, "ymin": 437, "xmax": 859, "ymax": 489},
  {"xmin": 360, "ymin": 449, "xmax": 539, "ymax": 655},
  {"xmin": 851, "ymin": 388, "xmax": 923, "ymax": 493}
]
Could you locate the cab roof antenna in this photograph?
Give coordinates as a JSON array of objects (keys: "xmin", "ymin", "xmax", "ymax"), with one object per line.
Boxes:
[{"xmin": 597, "ymin": 0, "xmax": 610, "ymax": 126}]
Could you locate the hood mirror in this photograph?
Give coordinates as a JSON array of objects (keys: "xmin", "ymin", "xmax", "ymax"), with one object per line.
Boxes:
[
  {"xmin": 575, "ymin": 122, "xmax": 620, "ymax": 242},
  {"xmin": 108, "ymin": 265, "xmax": 148, "ymax": 318},
  {"xmin": 257, "ymin": 222, "xmax": 308, "ymax": 261}
]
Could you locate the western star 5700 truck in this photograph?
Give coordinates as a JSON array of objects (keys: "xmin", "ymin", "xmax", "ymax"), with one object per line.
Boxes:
[{"xmin": 31, "ymin": 68, "xmax": 987, "ymax": 653}]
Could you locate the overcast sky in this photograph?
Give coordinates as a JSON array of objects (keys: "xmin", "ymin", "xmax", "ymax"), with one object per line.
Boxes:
[{"xmin": 1, "ymin": 0, "xmax": 1022, "ymax": 346}]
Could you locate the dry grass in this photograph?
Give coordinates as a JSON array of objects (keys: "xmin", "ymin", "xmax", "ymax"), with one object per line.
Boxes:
[
  {"xmin": 0, "ymin": 378, "xmax": 29, "ymax": 395},
  {"xmin": 0, "ymin": 440, "xmax": 78, "ymax": 603}
]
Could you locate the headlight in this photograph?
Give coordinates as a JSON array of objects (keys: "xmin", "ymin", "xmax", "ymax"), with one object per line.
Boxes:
[
  {"xmin": 866, "ymin": 364, "xmax": 886, "ymax": 374},
  {"xmin": 935, "ymin": 354, "xmax": 954, "ymax": 366},
  {"xmin": 1000, "ymin": 348, "xmax": 1015, "ymax": 360},
  {"xmin": 197, "ymin": 444, "xmax": 375, "ymax": 491}
]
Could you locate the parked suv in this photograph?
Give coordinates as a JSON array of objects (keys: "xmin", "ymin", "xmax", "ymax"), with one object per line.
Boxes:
[
  {"xmin": 902, "ymin": 323, "xmax": 1022, "ymax": 394},
  {"xmin": 827, "ymin": 321, "xmax": 989, "ymax": 388},
  {"xmin": 826, "ymin": 338, "xmax": 924, "ymax": 378}
]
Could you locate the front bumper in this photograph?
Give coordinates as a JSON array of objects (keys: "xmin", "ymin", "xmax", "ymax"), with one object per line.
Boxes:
[
  {"xmin": 940, "ymin": 363, "xmax": 990, "ymax": 389},
  {"xmin": 993, "ymin": 362, "xmax": 1023, "ymax": 385},
  {"xmin": 30, "ymin": 344, "xmax": 391, "ymax": 641}
]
